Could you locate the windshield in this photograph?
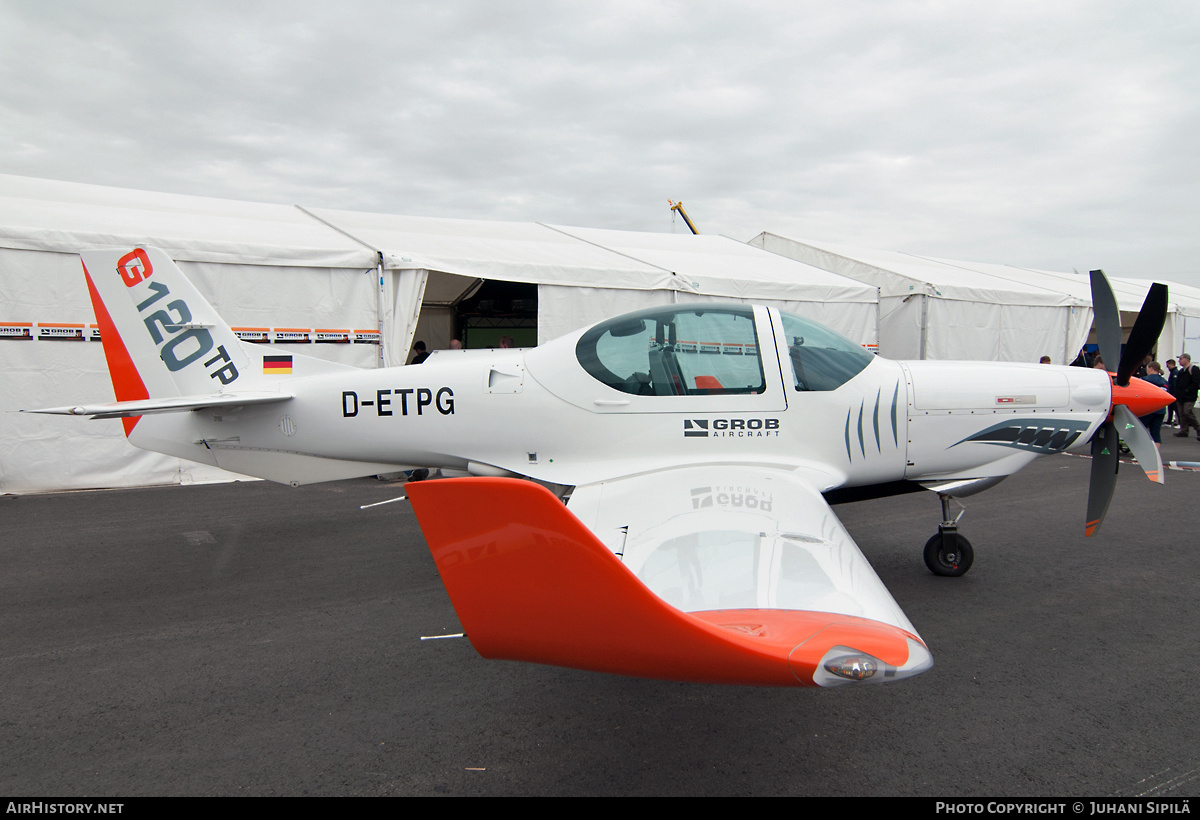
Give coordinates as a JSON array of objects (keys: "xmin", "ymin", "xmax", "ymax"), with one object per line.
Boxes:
[{"xmin": 780, "ymin": 311, "xmax": 873, "ymax": 391}]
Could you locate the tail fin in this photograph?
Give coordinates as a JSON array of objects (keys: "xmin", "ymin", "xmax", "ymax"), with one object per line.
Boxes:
[
  {"xmin": 82, "ymin": 247, "xmax": 257, "ymax": 434},
  {"xmin": 84, "ymin": 247, "xmax": 250, "ymax": 396},
  {"xmin": 29, "ymin": 246, "xmax": 391, "ymax": 484}
]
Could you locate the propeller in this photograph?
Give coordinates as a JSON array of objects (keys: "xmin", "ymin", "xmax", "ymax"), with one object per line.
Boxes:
[{"xmin": 1085, "ymin": 270, "xmax": 1172, "ymax": 536}]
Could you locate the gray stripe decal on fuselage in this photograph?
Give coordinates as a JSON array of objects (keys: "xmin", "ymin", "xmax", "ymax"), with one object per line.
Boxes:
[
  {"xmin": 952, "ymin": 418, "xmax": 1091, "ymax": 455},
  {"xmin": 857, "ymin": 401, "xmax": 865, "ymax": 457},
  {"xmin": 873, "ymin": 388, "xmax": 882, "ymax": 452},
  {"xmin": 891, "ymin": 382, "xmax": 899, "ymax": 447},
  {"xmin": 844, "ymin": 409, "xmax": 853, "ymax": 462}
]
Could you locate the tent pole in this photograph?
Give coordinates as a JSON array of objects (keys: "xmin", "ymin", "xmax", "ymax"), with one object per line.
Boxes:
[
  {"xmin": 1063, "ymin": 308, "xmax": 1071, "ymax": 366},
  {"xmin": 875, "ymin": 289, "xmax": 881, "ymax": 355},
  {"xmin": 919, "ymin": 293, "xmax": 928, "ymax": 360},
  {"xmin": 377, "ymin": 252, "xmax": 386, "ymax": 368}
]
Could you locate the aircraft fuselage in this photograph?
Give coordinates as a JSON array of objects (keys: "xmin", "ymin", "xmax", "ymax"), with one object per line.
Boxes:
[{"xmin": 129, "ymin": 304, "xmax": 1113, "ymax": 493}]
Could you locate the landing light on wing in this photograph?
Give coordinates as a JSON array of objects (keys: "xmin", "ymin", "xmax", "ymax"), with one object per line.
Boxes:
[
  {"xmin": 812, "ymin": 640, "xmax": 934, "ymax": 687},
  {"xmin": 824, "ymin": 654, "xmax": 877, "ymax": 680}
]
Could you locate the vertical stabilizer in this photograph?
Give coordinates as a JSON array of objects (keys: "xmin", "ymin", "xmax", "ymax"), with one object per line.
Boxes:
[{"xmin": 81, "ymin": 247, "xmax": 254, "ymax": 434}]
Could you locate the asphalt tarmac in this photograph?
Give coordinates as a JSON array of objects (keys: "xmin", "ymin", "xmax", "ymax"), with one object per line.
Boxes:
[{"xmin": 2, "ymin": 438, "xmax": 1198, "ymax": 797}]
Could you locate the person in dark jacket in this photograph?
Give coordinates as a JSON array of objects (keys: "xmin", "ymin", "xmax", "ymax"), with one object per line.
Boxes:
[
  {"xmin": 1139, "ymin": 362, "xmax": 1168, "ymax": 445},
  {"xmin": 1135, "ymin": 354, "xmax": 1152, "ymax": 379},
  {"xmin": 1171, "ymin": 354, "xmax": 1200, "ymax": 440}
]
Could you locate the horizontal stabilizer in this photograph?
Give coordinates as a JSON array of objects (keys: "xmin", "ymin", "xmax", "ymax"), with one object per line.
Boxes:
[
  {"xmin": 406, "ymin": 477, "xmax": 931, "ymax": 687},
  {"xmin": 24, "ymin": 391, "xmax": 292, "ymax": 419}
]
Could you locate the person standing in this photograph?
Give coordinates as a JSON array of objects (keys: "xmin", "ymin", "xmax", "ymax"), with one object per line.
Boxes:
[
  {"xmin": 1172, "ymin": 354, "xmax": 1200, "ymax": 440},
  {"xmin": 1139, "ymin": 362, "xmax": 1168, "ymax": 446},
  {"xmin": 1165, "ymin": 359, "xmax": 1179, "ymax": 426},
  {"xmin": 1135, "ymin": 354, "xmax": 1152, "ymax": 379}
]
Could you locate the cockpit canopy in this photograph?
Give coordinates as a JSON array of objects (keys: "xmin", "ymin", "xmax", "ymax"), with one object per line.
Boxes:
[{"xmin": 575, "ymin": 305, "xmax": 872, "ymax": 397}]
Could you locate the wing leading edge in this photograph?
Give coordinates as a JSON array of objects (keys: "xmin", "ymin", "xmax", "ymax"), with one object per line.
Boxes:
[{"xmin": 406, "ymin": 467, "xmax": 931, "ymax": 687}]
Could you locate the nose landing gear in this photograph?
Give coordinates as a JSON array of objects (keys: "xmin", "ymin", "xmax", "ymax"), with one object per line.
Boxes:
[{"xmin": 923, "ymin": 492, "xmax": 974, "ymax": 576}]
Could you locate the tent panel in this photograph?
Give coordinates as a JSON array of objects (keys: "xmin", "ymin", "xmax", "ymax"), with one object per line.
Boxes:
[
  {"xmin": 996, "ymin": 304, "xmax": 1077, "ymax": 364},
  {"xmin": 408, "ymin": 305, "xmax": 457, "ymax": 361},
  {"xmin": 537, "ymin": 286, "xmax": 673, "ymax": 344},
  {"xmin": 924, "ymin": 300, "xmax": 1003, "ymax": 361},
  {"xmin": 877, "ymin": 295, "xmax": 924, "ymax": 360},
  {"xmin": 0, "ymin": 174, "xmax": 374, "ymax": 269},
  {"xmin": 753, "ymin": 233, "xmax": 1079, "ymax": 306},
  {"xmin": 385, "ymin": 269, "xmax": 429, "ymax": 368},
  {"xmin": 310, "ymin": 209, "xmax": 684, "ymax": 292},
  {"xmin": 559, "ymin": 227, "xmax": 877, "ymax": 303},
  {"xmin": 1, "ymin": 339, "xmax": 246, "ymax": 493},
  {"xmin": 1184, "ymin": 317, "xmax": 1200, "ymax": 358}
]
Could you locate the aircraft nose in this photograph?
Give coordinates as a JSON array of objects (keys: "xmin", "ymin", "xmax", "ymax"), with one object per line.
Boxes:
[{"xmin": 1111, "ymin": 376, "xmax": 1175, "ymax": 418}]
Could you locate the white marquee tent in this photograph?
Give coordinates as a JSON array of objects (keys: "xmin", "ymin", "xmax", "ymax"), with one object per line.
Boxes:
[
  {"xmin": 1, "ymin": 175, "xmax": 877, "ymax": 493},
  {"xmin": 751, "ymin": 232, "xmax": 1093, "ymax": 363},
  {"xmin": 751, "ymin": 232, "xmax": 1200, "ymax": 365},
  {"xmin": 302, "ymin": 209, "xmax": 880, "ymax": 348}
]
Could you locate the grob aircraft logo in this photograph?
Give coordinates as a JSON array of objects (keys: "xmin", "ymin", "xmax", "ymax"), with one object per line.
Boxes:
[
  {"xmin": 684, "ymin": 418, "xmax": 780, "ymax": 438},
  {"xmin": 690, "ymin": 484, "xmax": 774, "ymax": 511}
]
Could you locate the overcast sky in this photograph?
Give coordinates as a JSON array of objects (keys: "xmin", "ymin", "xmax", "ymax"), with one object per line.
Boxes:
[{"xmin": 2, "ymin": 1, "xmax": 1197, "ymax": 285}]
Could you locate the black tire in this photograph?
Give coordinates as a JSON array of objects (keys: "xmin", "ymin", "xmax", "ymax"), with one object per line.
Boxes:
[{"xmin": 923, "ymin": 532, "xmax": 974, "ymax": 577}]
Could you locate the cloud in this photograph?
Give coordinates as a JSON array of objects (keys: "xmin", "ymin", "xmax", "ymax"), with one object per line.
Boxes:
[{"xmin": 1, "ymin": 0, "xmax": 1197, "ymax": 283}]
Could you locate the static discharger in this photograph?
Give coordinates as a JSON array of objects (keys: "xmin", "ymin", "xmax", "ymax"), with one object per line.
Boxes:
[{"xmin": 360, "ymin": 495, "xmax": 407, "ymax": 509}]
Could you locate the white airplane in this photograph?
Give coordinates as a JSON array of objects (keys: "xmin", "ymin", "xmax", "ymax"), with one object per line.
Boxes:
[{"xmin": 29, "ymin": 247, "xmax": 1174, "ymax": 688}]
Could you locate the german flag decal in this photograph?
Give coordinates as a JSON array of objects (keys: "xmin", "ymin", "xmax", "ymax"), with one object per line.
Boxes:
[{"xmin": 263, "ymin": 355, "xmax": 293, "ymax": 375}]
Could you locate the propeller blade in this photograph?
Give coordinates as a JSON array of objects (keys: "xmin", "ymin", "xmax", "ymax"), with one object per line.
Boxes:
[
  {"xmin": 1116, "ymin": 283, "xmax": 1168, "ymax": 386},
  {"xmin": 1113, "ymin": 404, "xmax": 1164, "ymax": 484},
  {"xmin": 1083, "ymin": 274, "xmax": 1168, "ymax": 535},
  {"xmin": 1085, "ymin": 423, "xmax": 1119, "ymax": 537},
  {"xmin": 1090, "ymin": 269, "xmax": 1121, "ymax": 373}
]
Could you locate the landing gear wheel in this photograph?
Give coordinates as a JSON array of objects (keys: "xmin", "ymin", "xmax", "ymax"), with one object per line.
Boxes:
[{"xmin": 923, "ymin": 531, "xmax": 974, "ymax": 577}]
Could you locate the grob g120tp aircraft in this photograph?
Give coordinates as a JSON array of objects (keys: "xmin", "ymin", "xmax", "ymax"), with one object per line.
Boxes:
[{"xmin": 30, "ymin": 247, "xmax": 1173, "ymax": 688}]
